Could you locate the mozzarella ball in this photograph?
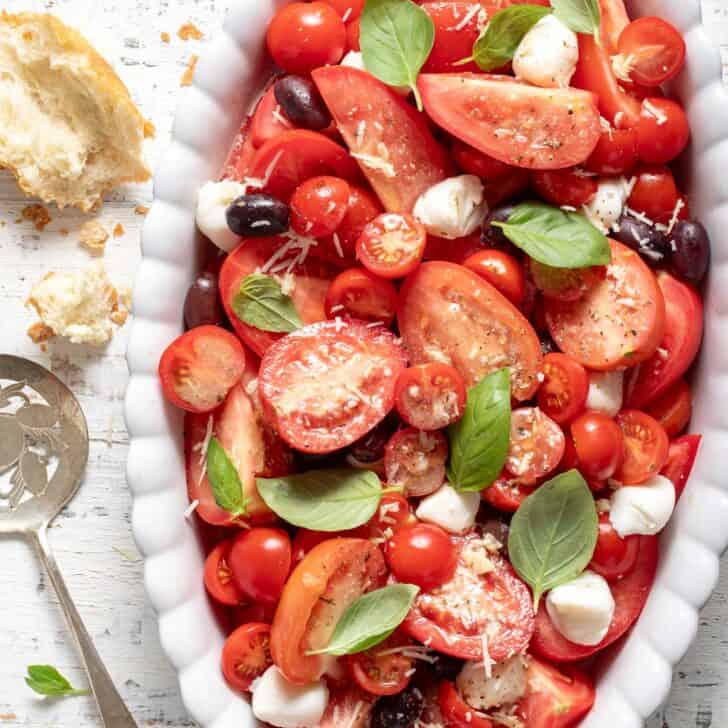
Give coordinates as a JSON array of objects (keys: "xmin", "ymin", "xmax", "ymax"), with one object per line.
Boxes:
[
  {"xmin": 583, "ymin": 177, "xmax": 631, "ymax": 234},
  {"xmin": 586, "ymin": 370, "xmax": 624, "ymax": 417},
  {"xmin": 413, "ymin": 175, "xmax": 487, "ymax": 239},
  {"xmin": 416, "ymin": 483, "xmax": 480, "ymax": 533},
  {"xmin": 251, "ymin": 666, "xmax": 329, "ymax": 728},
  {"xmin": 456, "ymin": 655, "xmax": 528, "ymax": 711},
  {"xmin": 609, "ymin": 474, "xmax": 676, "ymax": 537},
  {"xmin": 513, "ymin": 15, "xmax": 578, "ymax": 89},
  {"xmin": 546, "ymin": 571, "xmax": 615, "ymax": 646},
  {"xmin": 196, "ymin": 180, "xmax": 246, "ymax": 252}
]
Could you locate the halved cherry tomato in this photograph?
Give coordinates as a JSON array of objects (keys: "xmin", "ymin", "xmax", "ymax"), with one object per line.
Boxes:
[
  {"xmin": 348, "ymin": 633, "xmax": 415, "ymax": 696},
  {"xmin": 313, "ymin": 66, "xmax": 450, "ymax": 212},
  {"xmin": 617, "ymin": 17, "xmax": 686, "ymax": 86},
  {"xmin": 439, "ymin": 680, "xmax": 493, "ymax": 728},
  {"xmin": 545, "ymin": 239, "xmax": 665, "ymax": 370},
  {"xmin": 636, "ymin": 98, "xmax": 690, "ymax": 164},
  {"xmin": 399, "ymin": 262, "xmax": 543, "ymax": 398},
  {"xmin": 266, "ymin": 2, "xmax": 346, "ymax": 75},
  {"xmin": 219, "ymin": 237, "xmax": 334, "ymax": 357},
  {"xmin": 325, "ymin": 268, "xmax": 398, "ymax": 324},
  {"xmin": 462, "ymin": 250, "xmax": 526, "ymax": 306},
  {"xmin": 357, "ymin": 213, "xmax": 427, "ymax": 279},
  {"xmin": 319, "ymin": 684, "xmax": 375, "ymax": 727},
  {"xmin": 530, "ymin": 260, "xmax": 605, "ymax": 303},
  {"xmin": 570, "ymin": 411, "xmax": 624, "ymax": 482},
  {"xmin": 482, "ymin": 474, "xmax": 535, "ymax": 513},
  {"xmin": 204, "ymin": 541, "xmax": 242, "ymax": 606},
  {"xmin": 159, "ymin": 326, "xmax": 246, "ymax": 413},
  {"xmin": 451, "ymin": 138, "xmax": 514, "ymax": 181},
  {"xmin": 598, "ymin": 0, "xmax": 630, "ymax": 52},
  {"xmin": 531, "ymin": 169, "xmax": 598, "ymax": 208},
  {"xmin": 422, "ymin": 3, "xmax": 483, "ymax": 74},
  {"xmin": 394, "ymin": 364, "xmax": 467, "ymax": 431},
  {"xmin": 221, "ymin": 622, "xmax": 272, "ymax": 692},
  {"xmin": 384, "ymin": 428, "xmax": 448, "ymax": 497},
  {"xmin": 402, "ymin": 534, "xmax": 535, "ymax": 661},
  {"xmin": 661, "ymin": 434, "xmax": 701, "ymax": 501},
  {"xmin": 250, "ymin": 86, "xmax": 294, "ymax": 149},
  {"xmin": 229, "ymin": 528, "xmax": 292, "ymax": 606},
  {"xmin": 271, "ymin": 538, "xmax": 386, "ymax": 684},
  {"xmin": 538, "ymin": 353, "xmax": 589, "ymax": 426},
  {"xmin": 516, "ymin": 658, "xmax": 595, "ymax": 728},
  {"xmin": 505, "ymin": 407, "xmax": 565, "ymax": 485},
  {"xmin": 614, "ymin": 410, "xmax": 669, "ymax": 484},
  {"xmin": 259, "ymin": 319, "xmax": 407, "ymax": 453},
  {"xmin": 532, "ymin": 535, "xmax": 658, "ymax": 661},
  {"xmin": 291, "ymin": 175, "xmax": 351, "ymax": 237},
  {"xmin": 585, "ymin": 126, "xmax": 638, "ymax": 175},
  {"xmin": 589, "ymin": 512, "xmax": 640, "ymax": 581},
  {"xmin": 249, "ymin": 129, "xmax": 361, "ymax": 202},
  {"xmin": 646, "ymin": 379, "xmax": 692, "ymax": 437},
  {"xmin": 626, "ymin": 165, "xmax": 680, "ymax": 222},
  {"xmin": 367, "ymin": 493, "xmax": 417, "ymax": 540},
  {"xmin": 322, "ymin": 0, "xmax": 365, "ymax": 21},
  {"xmin": 418, "ymin": 74, "xmax": 601, "ymax": 170},
  {"xmin": 387, "ymin": 523, "xmax": 458, "ymax": 591}
]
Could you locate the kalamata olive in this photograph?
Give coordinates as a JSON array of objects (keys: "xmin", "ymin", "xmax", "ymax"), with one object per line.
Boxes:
[
  {"xmin": 613, "ymin": 214, "xmax": 670, "ymax": 267},
  {"xmin": 184, "ymin": 272, "xmax": 225, "ymax": 329},
  {"xmin": 669, "ymin": 220, "xmax": 710, "ymax": 283},
  {"xmin": 347, "ymin": 414, "xmax": 400, "ymax": 464},
  {"xmin": 482, "ymin": 205, "xmax": 516, "ymax": 250},
  {"xmin": 226, "ymin": 194, "xmax": 289, "ymax": 237},
  {"xmin": 371, "ymin": 686, "xmax": 424, "ymax": 728},
  {"xmin": 274, "ymin": 75, "xmax": 331, "ymax": 131},
  {"xmin": 430, "ymin": 654, "xmax": 463, "ymax": 681}
]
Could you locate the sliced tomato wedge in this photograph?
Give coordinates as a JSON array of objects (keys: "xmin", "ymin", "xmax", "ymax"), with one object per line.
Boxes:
[
  {"xmin": 270, "ymin": 538, "xmax": 386, "ymax": 684},
  {"xmin": 250, "ymin": 85, "xmax": 294, "ymax": 149},
  {"xmin": 615, "ymin": 409, "xmax": 670, "ymax": 485},
  {"xmin": 422, "ymin": 2, "xmax": 484, "ymax": 74},
  {"xmin": 439, "ymin": 681, "xmax": 494, "ymax": 728},
  {"xmin": 219, "ymin": 237, "xmax": 335, "ymax": 357},
  {"xmin": 384, "ymin": 428, "xmax": 448, "ymax": 497},
  {"xmin": 505, "ymin": 407, "xmax": 565, "ymax": 485},
  {"xmin": 545, "ymin": 239, "xmax": 665, "ymax": 370},
  {"xmin": 398, "ymin": 261, "xmax": 543, "ymax": 399},
  {"xmin": 313, "ymin": 66, "xmax": 450, "ymax": 212},
  {"xmin": 347, "ymin": 632, "xmax": 415, "ymax": 696},
  {"xmin": 325, "ymin": 267, "xmax": 398, "ymax": 325},
  {"xmin": 626, "ymin": 271, "xmax": 703, "ymax": 409},
  {"xmin": 222, "ymin": 622, "xmax": 272, "ymax": 692},
  {"xmin": 646, "ymin": 378, "xmax": 692, "ymax": 437},
  {"xmin": 531, "ymin": 535, "xmax": 658, "ymax": 662},
  {"xmin": 401, "ymin": 534, "xmax": 535, "ymax": 661},
  {"xmin": 661, "ymin": 434, "xmax": 701, "ymax": 501},
  {"xmin": 481, "ymin": 474, "xmax": 535, "ymax": 513},
  {"xmin": 259, "ymin": 319, "xmax": 407, "ymax": 453},
  {"xmin": 418, "ymin": 74, "xmax": 601, "ymax": 170}
]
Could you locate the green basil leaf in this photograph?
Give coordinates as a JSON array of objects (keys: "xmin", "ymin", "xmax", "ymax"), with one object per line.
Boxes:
[
  {"xmin": 550, "ymin": 0, "xmax": 600, "ymax": 37},
  {"xmin": 257, "ymin": 469, "xmax": 383, "ymax": 531},
  {"xmin": 206, "ymin": 437, "xmax": 248, "ymax": 518},
  {"xmin": 308, "ymin": 584, "xmax": 420, "ymax": 656},
  {"xmin": 508, "ymin": 469, "xmax": 599, "ymax": 609},
  {"xmin": 360, "ymin": 0, "xmax": 435, "ymax": 110},
  {"xmin": 232, "ymin": 273, "xmax": 302, "ymax": 333},
  {"xmin": 447, "ymin": 368, "xmax": 511, "ymax": 492},
  {"xmin": 25, "ymin": 665, "xmax": 89, "ymax": 697},
  {"xmin": 493, "ymin": 201, "xmax": 611, "ymax": 268},
  {"xmin": 472, "ymin": 5, "xmax": 552, "ymax": 71}
]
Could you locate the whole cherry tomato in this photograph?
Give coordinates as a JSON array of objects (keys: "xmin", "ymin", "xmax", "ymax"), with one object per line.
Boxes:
[
  {"xmin": 570, "ymin": 412, "xmax": 624, "ymax": 481},
  {"xmin": 325, "ymin": 267, "xmax": 398, "ymax": 325},
  {"xmin": 386, "ymin": 523, "xmax": 457, "ymax": 591},
  {"xmin": 585, "ymin": 127, "xmax": 638, "ymax": 175},
  {"xmin": 531, "ymin": 169, "xmax": 598, "ymax": 208},
  {"xmin": 590, "ymin": 513, "xmax": 640, "ymax": 581},
  {"xmin": 627, "ymin": 165, "xmax": 681, "ymax": 222},
  {"xmin": 291, "ymin": 176, "xmax": 351, "ymax": 237},
  {"xmin": 462, "ymin": 249, "xmax": 526, "ymax": 306},
  {"xmin": 636, "ymin": 98, "xmax": 690, "ymax": 165}
]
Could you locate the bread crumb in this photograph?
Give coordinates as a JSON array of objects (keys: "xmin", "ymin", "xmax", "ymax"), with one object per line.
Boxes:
[
  {"xmin": 27, "ymin": 321, "xmax": 55, "ymax": 343},
  {"xmin": 79, "ymin": 220, "xmax": 109, "ymax": 255},
  {"xmin": 160, "ymin": 31, "xmax": 171, "ymax": 43},
  {"xmin": 178, "ymin": 22, "xmax": 204, "ymax": 41},
  {"xmin": 119, "ymin": 286, "xmax": 133, "ymax": 310},
  {"xmin": 181, "ymin": 55, "xmax": 199, "ymax": 86},
  {"xmin": 113, "ymin": 223, "xmax": 125, "ymax": 238},
  {"xmin": 134, "ymin": 205, "xmax": 150, "ymax": 216},
  {"xmin": 143, "ymin": 119, "xmax": 156, "ymax": 138},
  {"xmin": 59, "ymin": 228, "xmax": 69, "ymax": 236},
  {"xmin": 110, "ymin": 309, "xmax": 128, "ymax": 326},
  {"xmin": 21, "ymin": 204, "xmax": 51, "ymax": 231}
]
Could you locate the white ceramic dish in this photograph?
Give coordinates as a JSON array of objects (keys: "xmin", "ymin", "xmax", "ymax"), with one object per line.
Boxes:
[{"xmin": 125, "ymin": 1, "xmax": 728, "ymax": 725}]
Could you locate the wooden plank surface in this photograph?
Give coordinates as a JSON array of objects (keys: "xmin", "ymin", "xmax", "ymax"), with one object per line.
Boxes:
[{"xmin": 0, "ymin": 1, "xmax": 726, "ymax": 726}]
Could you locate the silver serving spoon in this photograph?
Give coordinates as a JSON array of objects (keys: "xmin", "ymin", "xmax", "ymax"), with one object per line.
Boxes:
[{"xmin": 0, "ymin": 355, "xmax": 137, "ymax": 728}]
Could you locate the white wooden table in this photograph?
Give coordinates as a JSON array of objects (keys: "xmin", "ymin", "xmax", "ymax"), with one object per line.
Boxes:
[{"xmin": 0, "ymin": 1, "xmax": 727, "ymax": 726}]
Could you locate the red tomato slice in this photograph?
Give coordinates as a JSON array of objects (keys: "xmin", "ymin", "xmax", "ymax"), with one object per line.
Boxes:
[
  {"xmin": 481, "ymin": 474, "xmax": 535, "ymax": 513},
  {"xmin": 614, "ymin": 410, "xmax": 670, "ymax": 485},
  {"xmin": 259, "ymin": 319, "xmax": 407, "ymax": 453},
  {"xmin": 418, "ymin": 74, "xmax": 601, "ymax": 170},
  {"xmin": 537, "ymin": 353, "xmax": 589, "ymax": 426},
  {"xmin": 545, "ymin": 239, "xmax": 665, "ymax": 370},
  {"xmin": 356, "ymin": 213, "xmax": 427, "ymax": 278},
  {"xmin": 516, "ymin": 658, "xmax": 595, "ymax": 728},
  {"xmin": 646, "ymin": 378, "xmax": 692, "ymax": 437},
  {"xmin": 398, "ymin": 261, "xmax": 543, "ymax": 399},
  {"xmin": 313, "ymin": 66, "xmax": 450, "ymax": 212},
  {"xmin": 422, "ymin": 3, "xmax": 484, "ymax": 73},
  {"xmin": 270, "ymin": 538, "xmax": 386, "ymax": 684},
  {"xmin": 250, "ymin": 85, "xmax": 294, "ymax": 149},
  {"xmin": 401, "ymin": 534, "xmax": 535, "ymax": 661},
  {"xmin": 347, "ymin": 633, "xmax": 415, "ymax": 696},
  {"xmin": 222, "ymin": 622, "xmax": 272, "ymax": 693},
  {"xmin": 531, "ymin": 535, "xmax": 658, "ymax": 662},
  {"xmin": 318, "ymin": 684, "xmax": 375, "ymax": 728},
  {"xmin": 589, "ymin": 512, "xmax": 640, "ymax": 581},
  {"xmin": 158, "ymin": 326, "xmax": 246, "ymax": 413},
  {"xmin": 505, "ymin": 407, "xmax": 565, "ymax": 485},
  {"xmin": 219, "ymin": 237, "xmax": 335, "ymax": 357},
  {"xmin": 384, "ymin": 428, "xmax": 448, "ymax": 497},
  {"xmin": 204, "ymin": 541, "xmax": 243, "ymax": 606},
  {"xmin": 626, "ymin": 271, "xmax": 703, "ymax": 409},
  {"xmin": 439, "ymin": 681, "xmax": 494, "ymax": 728},
  {"xmin": 661, "ymin": 434, "xmax": 701, "ymax": 501},
  {"xmin": 325, "ymin": 267, "xmax": 398, "ymax": 325},
  {"xmin": 248, "ymin": 129, "xmax": 361, "ymax": 202},
  {"xmin": 617, "ymin": 17, "xmax": 686, "ymax": 87}
]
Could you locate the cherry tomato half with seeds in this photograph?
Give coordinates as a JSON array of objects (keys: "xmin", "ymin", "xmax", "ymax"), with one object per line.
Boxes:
[
  {"xmin": 367, "ymin": 493, "xmax": 417, "ymax": 541},
  {"xmin": 348, "ymin": 633, "xmax": 415, "ymax": 696},
  {"xmin": 585, "ymin": 127, "xmax": 638, "ymax": 175},
  {"xmin": 636, "ymin": 98, "xmax": 690, "ymax": 165},
  {"xmin": 325, "ymin": 268, "xmax": 398, "ymax": 325},
  {"xmin": 222, "ymin": 623, "xmax": 272, "ymax": 693},
  {"xmin": 538, "ymin": 353, "xmax": 589, "ymax": 426},
  {"xmin": 462, "ymin": 249, "xmax": 526, "ymax": 306},
  {"xmin": 589, "ymin": 512, "xmax": 640, "ymax": 581},
  {"xmin": 384, "ymin": 428, "xmax": 449, "ymax": 498},
  {"xmin": 531, "ymin": 169, "xmax": 598, "ymax": 208},
  {"xmin": 570, "ymin": 412, "xmax": 624, "ymax": 481},
  {"xmin": 357, "ymin": 213, "xmax": 427, "ymax": 279},
  {"xmin": 291, "ymin": 176, "xmax": 351, "ymax": 237},
  {"xmin": 617, "ymin": 17, "xmax": 686, "ymax": 87},
  {"xmin": 505, "ymin": 407, "xmax": 566, "ymax": 485},
  {"xmin": 614, "ymin": 410, "xmax": 670, "ymax": 484},
  {"xmin": 204, "ymin": 541, "xmax": 242, "ymax": 606},
  {"xmin": 394, "ymin": 363, "xmax": 467, "ymax": 431}
]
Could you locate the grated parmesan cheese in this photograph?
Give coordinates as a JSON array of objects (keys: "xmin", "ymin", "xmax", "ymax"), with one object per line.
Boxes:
[
  {"xmin": 643, "ymin": 98, "xmax": 668, "ymax": 125},
  {"xmin": 453, "ymin": 3, "xmax": 481, "ymax": 31},
  {"xmin": 351, "ymin": 152, "xmax": 397, "ymax": 178},
  {"xmin": 332, "ymin": 232, "xmax": 344, "ymax": 259},
  {"xmin": 183, "ymin": 499, "xmax": 200, "ymax": 519}
]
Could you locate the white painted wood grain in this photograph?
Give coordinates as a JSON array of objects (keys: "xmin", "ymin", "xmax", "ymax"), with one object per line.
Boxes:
[{"xmin": 0, "ymin": 1, "xmax": 725, "ymax": 727}]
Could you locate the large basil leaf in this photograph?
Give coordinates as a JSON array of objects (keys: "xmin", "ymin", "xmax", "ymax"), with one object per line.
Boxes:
[{"xmin": 550, "ymin": 0, "xmax": 600, "ymax": 38}]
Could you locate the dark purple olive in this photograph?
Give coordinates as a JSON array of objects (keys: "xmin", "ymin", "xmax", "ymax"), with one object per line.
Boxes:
[
  {"xmin": 371, "ymin": 686, "xmax": 424, "ymax": 728},
  {"xmin": 429, "ymin": 654, "xmax": 463, "ymax": 681},
  {"xmin": 274, "ymin": 75, "xmax": 331, "ymax": 131},
  {"xmin": 482, "ymin": 205, "xmax": 516, "ymax": 250},
  {"xmin": 613, "ymin": 214, "xmax": 670, "ymax": 267},
  {"xmin": 226, "ymin": 193, "xmax": 289, "ymax": 237},
  {"xmin": 347, "ymin": 414, "xmax": 399, "ymax": 464},
  {"xmin": 184, "ymin": 272, "xmax": 225, "ymax": 329},
  {"xmin": 670, "ymin": 220, "xmax": 710, "ymax": 283}
]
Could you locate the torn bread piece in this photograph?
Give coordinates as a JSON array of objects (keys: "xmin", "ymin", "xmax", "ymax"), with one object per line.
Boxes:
[{"xmin": 0, "ymin": 12, "xmax": 151, "ymax": 212}]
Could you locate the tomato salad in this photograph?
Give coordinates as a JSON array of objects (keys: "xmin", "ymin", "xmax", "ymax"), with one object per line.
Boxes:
[{"xmin": 163, "ymin": 0, "xmax": 710, "ymax": 726}]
